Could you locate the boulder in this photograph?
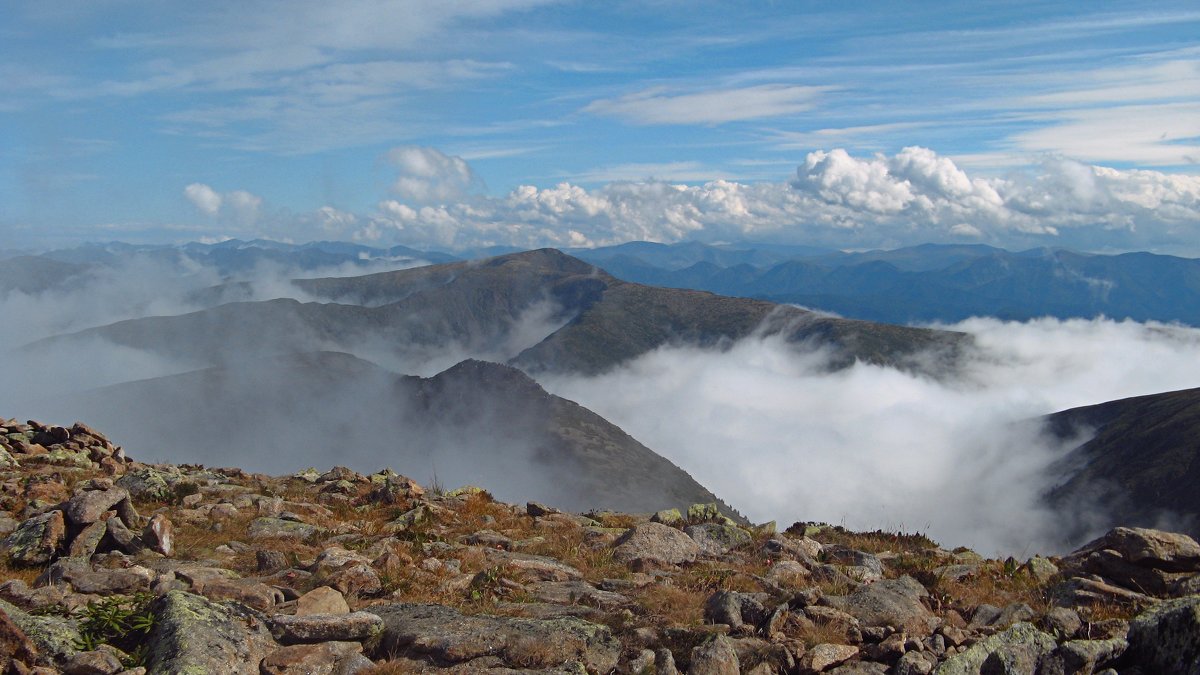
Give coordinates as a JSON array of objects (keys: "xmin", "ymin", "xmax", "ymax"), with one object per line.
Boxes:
[
  {"xmin": 685, "ymin": 523, "xmax": 752, "ymax": 555},
  {"xmin": 1125, "ymin": 594, "xmax": 1200, "ymax": 675},
  {"xmin": 268, "ymin": 612, "xmax": 383, "ymax": 645},
  {"xmin": 259, "ymin": 641, "xmax": 371, "ymax": 675},
  {"xmin": 933, "ymin": 622, "xmax": 1056, "ymax": 675},
  {"xmin": 0, "ymin": 606, "xmax": 38, "ymax": 672},
  {"xmin": 3, "ymin": 509, "xmax": 65, "ymax": 565},
  {"xmin": 828, "ymin": 576, "xmax": 935, "ymax": 633},
  {"xmin": 248, "ymin": 517, "xmax": 318, "ymax": 541},
  {"xmin": 144, "ymin": 591, "xmax": 276, "ymax": 675},
  {"xmin": 295, "ymin": 587, "xmax": 350, "ymax": 616},
  {"xmin": 800, "ymin": 643, "xmax": 858, "ymax": 672},
  {"xmin": 689, "ymin": 634, "xmax": 740, "ymax": 675},
  {"xmin": 141, "ymin": 514, "xmax": 173, "ymax": 556},
  {"xmin": 0, "ymin": 598, "xmax": 80, "ymax": 667},
  {"xmin": 64, "ymin": 488, "xmax": 129, "ymax": 525},
  {"xmin": 612, "ymin": 522, "xmax": 700, "ymax": 569},
  {"xmin": 370, "ymin": 602, "xmax": 621, "ymax": 673}
]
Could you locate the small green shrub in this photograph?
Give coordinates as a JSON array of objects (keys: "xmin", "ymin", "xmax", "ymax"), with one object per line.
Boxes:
[{"xmin": 74, "ymin": 592, "xmax": 156, "ymax": 667}]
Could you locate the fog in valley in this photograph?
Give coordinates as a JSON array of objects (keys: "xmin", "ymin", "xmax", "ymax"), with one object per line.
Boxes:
[{"xmin": 4, "ymin": 255, "xmax": 1200, "ymax": 554}]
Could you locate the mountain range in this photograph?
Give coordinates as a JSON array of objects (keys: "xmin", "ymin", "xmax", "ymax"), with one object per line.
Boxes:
[
  {"xmin": 9, "ymin": 239, "xmax": 1200, "ymax": 328},
  {"xmin": 43, "ymin": 351, "xmax": 730, "ymax": 516},
  {"xmin": 5, "ymin": 240, "xmax": 1200, "ymax": 546}
]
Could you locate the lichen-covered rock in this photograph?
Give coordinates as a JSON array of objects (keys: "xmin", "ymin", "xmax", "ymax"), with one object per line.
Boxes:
[
  {"xmin": 0, "ymin": 605, "xmax": 38, "ymax": 671},
  {"xmin": 934, "ymin": 622, "xmax": 1056, "ymax": 675},
  {"xmin": 370, "ymin": 602, "xmax": 621, "ymax": 673},
  {"xmin": 612, "ymin": 522, "xmax": 700, "ymax": 569},
  {"xmin": 268, "ymin": 612, "xmax": 383, "ymax": 645},
  {"xmin": 248, "ymin": 517, "xmax": 318, "ymax": 541},
  {"xmin": 2, "ymin": 509, "xmax": 65, "ymax": 566},
  {"xmin": 685, "ymin": 522, "xmax": 751, "ymax": 555},
  {"xmin": 1125, "ymin": 594, "xmax": 1200, "ymax": 675},
  {"xmin": 115, "ymin": 466, "xmax": 178, "ymax": 501},
  {"xmin": 800, "ymin": 643, "xmax": 858, "ymax": 672},
  {"xmin": 689, "ymin": 634, "xmax": 739, "ymax": 675},
  {"xmin": 0, "ymin": 598, "xmax": 80, "ymax": 667},
  {"xmin": 144, "ymin": 590, "xmax": 276, "ymax": 675},
  {"xmin": 827, "ymin": 575, "xmax": 935, "ymax": 633}
]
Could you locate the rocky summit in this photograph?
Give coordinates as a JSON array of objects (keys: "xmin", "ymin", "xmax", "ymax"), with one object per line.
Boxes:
[{"xmin": 2, "ymin": 417, "xmax": 1200, "ymax": 674}]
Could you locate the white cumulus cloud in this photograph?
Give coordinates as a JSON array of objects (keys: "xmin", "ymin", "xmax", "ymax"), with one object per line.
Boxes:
[
  {"xmin": 387, "ymin": 146, "xmax": 478, "ymax": 204},
  {"xmin": 183, "ymin": 183, "xmax": 223, "ymax": 216}
]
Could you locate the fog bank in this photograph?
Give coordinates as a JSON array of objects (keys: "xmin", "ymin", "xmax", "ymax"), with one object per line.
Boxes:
[{"xmin": 543, "ymin": 317, "xmax": 1200, "ymax": 555}]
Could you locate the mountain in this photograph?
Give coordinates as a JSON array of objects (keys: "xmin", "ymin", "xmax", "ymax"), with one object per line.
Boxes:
[
  {"xmin": 1043, "ymin": 387, "xmax": 1200, "ymax": 542},
  {"xmin": 44, "ymin": 351, "xmax": 731, "ymax": 515},
  {"xmin": 33, "ymin": 248, "xmax": 967, "ymax": 376},
  {"xmin": 580, "ymin": 243, "xmax": 1200, "ymax": 326},
  {"xmin": 0, "ymin": 255, "xmax": 92, "ymax": 295}
]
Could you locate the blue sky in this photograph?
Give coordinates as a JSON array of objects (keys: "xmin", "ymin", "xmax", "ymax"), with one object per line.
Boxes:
[{"xmin": 2, "ymin": 1, "xmax": 1199, "ymax": 252}]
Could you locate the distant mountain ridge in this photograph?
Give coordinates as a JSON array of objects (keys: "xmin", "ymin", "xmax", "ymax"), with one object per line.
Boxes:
[
  {"xmin": 569, "ymin": 242, "xmax": 1200, "ymax": 326},
  {"xmin": 32, "ymin": 248, "xmax": 967, "ymax": 376},
  {"xmin": 10, "ymin": 239, "xmax": 1200, "ymax": 328},
  {"xmin": 1043, "ymin": 387, "xmax": 1200, "ymax": 543},
  {"xmin": 44, "ymin": 351, "xmax": 733, "ymax": 516}
]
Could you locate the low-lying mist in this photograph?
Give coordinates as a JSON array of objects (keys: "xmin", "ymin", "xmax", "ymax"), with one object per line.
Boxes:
[
  {"xmin": 542, "ymin": 317, "xmax": 1200, "ymax": 556},
  {"xmin": 5, "ymin": 251, "xmax": 1200, "ymax": 555}
]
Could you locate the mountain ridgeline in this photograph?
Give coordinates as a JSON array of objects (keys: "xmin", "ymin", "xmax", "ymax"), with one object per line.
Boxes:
[
  {"xmin": 33, "ymin": 248, "xmax": 969, "ymax": 376},
  {"xmin": 44, "ymin": 351, "xmax": 734, "ymax": 517},
  {"xmin": 1044, "ymin": 387, "xmax": 1200, "ymax": 542},
  {"xmin": 572, "ymin": 242, "xmax": 1200, "ymax": 326}
]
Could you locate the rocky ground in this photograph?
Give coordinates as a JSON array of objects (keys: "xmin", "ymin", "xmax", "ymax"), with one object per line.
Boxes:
[{"xmin": 1, "ymin": 417, "xmax": 1198, "ymax": 675}]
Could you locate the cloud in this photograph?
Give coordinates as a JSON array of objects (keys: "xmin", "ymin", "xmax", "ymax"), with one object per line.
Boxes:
[
  {"xmin": 543, "ymin": 317, "xmax": 1200, "ymax": 555},
  {"xmin": 584, "ymin": 84, "xmax": 829, "ymax": 125},
  {"xmin": 387, "ymin": 146, "xmax": 479, "ymax": 204},
  {"xmin": 183, "ymin": 183, "xmax": 223, "ymax": 216},
  {"xmin": 356, "ymin": 146, "xmax": 1200, "ymax": 254},
  {"xmin": 184, "ymin": 184, "xmax": 264, "ymax": 225}
]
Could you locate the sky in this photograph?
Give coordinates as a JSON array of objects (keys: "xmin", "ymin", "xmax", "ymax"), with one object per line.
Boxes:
[{"xmin": 2, "ymin": 1, "xmax": 1199, "ymax": 253}]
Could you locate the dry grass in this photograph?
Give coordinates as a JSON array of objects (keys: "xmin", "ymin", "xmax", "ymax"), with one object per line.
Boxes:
[
  {"xmin": 931, "ymin": 560, "xmax": 1050, "ymax": 616},
  {"xmin": 0, "ymin": 557, "xmax": 46, "ymax": 587},
  {"xmin": 631, "ymin": 581, "xmax": 706, "ymax": 626}
]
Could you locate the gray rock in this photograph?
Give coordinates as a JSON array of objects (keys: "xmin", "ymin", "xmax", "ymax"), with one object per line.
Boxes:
[
  {"xmin": 2, "ymin": 509, "xmax": 65, "ymax": 565},
  {"xmin": 895, "ymin": 650, "xmax": 937, "ymax": 675},
  {"xmin": 67, "ymin": 520, "xmax": 107, "ymax": 559},
  {"xmin": 269, "ymin": 612, "xmax": 383, "ymax": 645},
  {"xmin": 933, "ymin": 622, "xmax": 1056, "ymax": 675},
  {"xmin": 800, "ymin": 643, "xmax": 858, "ymax": 672},
  {"xmin": 1074, "ymin": 527, "xmax": 1200, "ymax": 571},
  {"xmin": 688, "ymin": 634, "xmax": 739, "ymax": 675},
  {"xmin": 42, "ymin": 556, "xmax": 154, "ymax": 595},
  {"xmin": 831, "ymin": 575, "xmax": 935, "ymax": 633},
  {"xmin": 0, "ymin": 597, "xmax": 81, "ymax": 667},
  {"xmin": 684, "ymin": 523, "xmax": 752, "ymax": 555},
  {"xmin": 1037, "ymin": 638, "xmax": 1127, "ymax": 675},
  {"xmin": 485, "ymin": 549, "xmax": 584, "ymax": 582},
  {"xmin": 970, "ymin": 604, "xmax": 1002, "ymax": 628},
  {"xmin": 993, "ymin": 602, "xmax": 1036, "ymax": 629},
  {"xmin": 612, "ymin": 522, "xmax": 700, "ymax": 569},
  {"xmin": 64, "ymin": 488, "xmax": 129, "ymax": 525},
  {"xmin": 527, "ymin": 581, "xmax": 630, "ymax": 609},
  {"xmin": 656, "ymin": 648, "xmax": 681, "ymax": 675},
  {"xmin": 824, "ymin": 546, "xmax": 885, "ymax": 583},
  {"xmin": 248, "ymin": 517, "xmax": 318, "ymax": 540},
  {"xmin": 829, "ymin": 662, "xmax": 889, "ymax": 674},
  {"xmin": 1125, "ymin": 594, "xmax": 1200, "ymax": 675},
  {"xmin": 370, "ymin": 602, "xmax": 621, "ymax": 673},
  {"xmin": 260, "ymin": 641, "xmax": 368, "ymax": 675},
  {"xmin": 115, "ymin": 467, "xmax": 176, "ymax": 501},
  {"xmin": 1042, "ymin": 607, "xmax": 1082, "ymax": 639},
  {"xmin": 295, "ymin": 587, "xmax": 350, "ymax": 616},
  {"xmin": 144, "ymin": 590, "xmax": 276, "ymax": 675},
  {"xmin": 63, "ymin": 649, "xmax": 124, "ymax": 674},
  {"xmin": 703, "ymin": 591, "xmax": 767, "ymax": 632}
]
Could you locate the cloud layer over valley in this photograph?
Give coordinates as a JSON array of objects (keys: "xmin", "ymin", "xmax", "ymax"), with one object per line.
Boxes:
[{"xmin": 4, "ymin": 252, "xmax": 1200, "ymax": 554}]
